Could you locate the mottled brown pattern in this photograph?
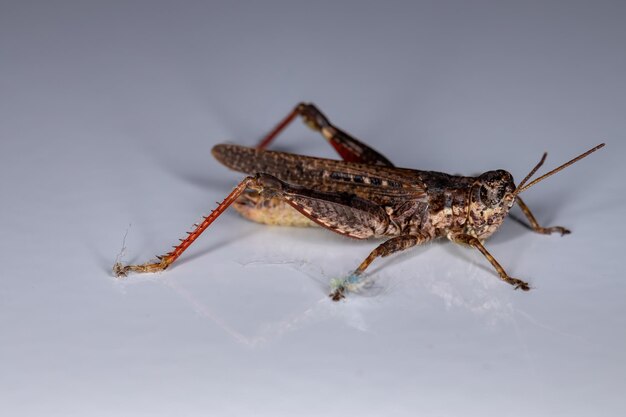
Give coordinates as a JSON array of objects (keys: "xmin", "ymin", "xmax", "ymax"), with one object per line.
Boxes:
[
  {"xmin": 212, "ymin": 144, "xmax": 511, "ymax": 241},
  {"xmin": 115, "ymin": 101, "xmax": 602, "ymax": 300},
  {"xmin": 212, "ymin": 144, "xmax": 425, "ymax": 206}
]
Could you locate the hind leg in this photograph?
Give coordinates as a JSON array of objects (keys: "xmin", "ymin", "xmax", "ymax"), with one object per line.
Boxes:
[
  {"xmin": 242, "ymin": 102, "xmax": 396, "ymax": 226},
  {"xmin": 257, "ymin": 102, "xmax": 394, "ymax": 166},
  {"xmin": 114, "ymin": 173, "xmax": 391, "ymax": 276}
]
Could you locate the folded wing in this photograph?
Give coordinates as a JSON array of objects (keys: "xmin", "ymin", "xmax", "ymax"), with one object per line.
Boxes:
[{"xmin": 212, "ymin": 144, "xmax": 427, "ymax": 205}]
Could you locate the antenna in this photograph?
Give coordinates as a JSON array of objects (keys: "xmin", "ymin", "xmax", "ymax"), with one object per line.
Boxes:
[{"xmin": 514, "ymin": 143, "xmax": 605, "ymax": 195}]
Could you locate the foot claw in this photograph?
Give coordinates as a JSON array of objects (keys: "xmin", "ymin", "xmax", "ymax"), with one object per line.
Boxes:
[
  {"xmin": 112, "ymin": 258, "xmax": 171, "ymax": 278},
  {"xmin": 556, "ymin": 227, "xmax": 571, "ymax": 236},
  {"xmin": 329, "ymin": 286, "xmax": 346, "ymax": 301},
  {"xmin": 511, "ymin": 279, "xmax": 531, "ymax": 291},
  {"xmin": 538, "ymin": 226, "xmax": 571, "ymax": 236},
  {"xmin": 112, "ymin": 262, "xmax": 128, "ymax": 278},
  {"xmin": 328, "ymin": 273, "xmax": 367, "ymax": 301}
]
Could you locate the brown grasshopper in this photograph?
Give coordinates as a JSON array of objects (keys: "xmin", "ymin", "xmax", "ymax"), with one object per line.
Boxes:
[{"xmin": 113, "ymin": 103, "xmax": 604, "ymax": 301}]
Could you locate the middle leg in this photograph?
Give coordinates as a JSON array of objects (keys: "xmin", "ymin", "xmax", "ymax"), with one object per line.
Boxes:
[{"xmin": 330, "ymin": 233, "xmax": 431, "ymax": 301}]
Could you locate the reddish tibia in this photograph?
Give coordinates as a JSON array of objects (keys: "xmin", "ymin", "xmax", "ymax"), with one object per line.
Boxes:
[{"xmin": 113, "ymin": 176, "xmax": 256, "ymax": 276}]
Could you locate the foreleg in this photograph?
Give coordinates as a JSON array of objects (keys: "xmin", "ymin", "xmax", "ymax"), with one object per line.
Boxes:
[
  {"xmin": 515, "ymin": 197, "xmax": 571, "ymax": 235},
  {"xmin": 451, "ymin": 234, "xmax": 530, "ymax": 291}
]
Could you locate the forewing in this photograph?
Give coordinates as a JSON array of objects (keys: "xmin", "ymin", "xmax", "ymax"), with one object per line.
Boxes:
[{"xmin": 212, "ymin": 144, "xmax": 427, "ymax": 205}]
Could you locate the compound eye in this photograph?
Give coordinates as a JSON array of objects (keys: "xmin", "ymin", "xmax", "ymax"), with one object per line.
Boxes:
[{"xmin": 480, "ymin": 183, "xmax": 506, "ymax": 207}]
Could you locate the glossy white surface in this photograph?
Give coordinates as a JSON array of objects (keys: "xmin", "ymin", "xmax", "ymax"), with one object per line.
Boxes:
[{"xmin": 1, "ymin": 1, "xmax": 625, "ymax": 416}]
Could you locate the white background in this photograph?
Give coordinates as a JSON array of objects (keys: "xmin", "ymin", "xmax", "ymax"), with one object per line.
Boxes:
[{"xmin": 1, "ymin": 1, "xmax": 625, "ymax": 416}]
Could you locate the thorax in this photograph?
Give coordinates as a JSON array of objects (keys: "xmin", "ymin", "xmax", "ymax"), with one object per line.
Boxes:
[{"xmin": 384, "ymin": 172, "xmax": 474, "ymax": 238}]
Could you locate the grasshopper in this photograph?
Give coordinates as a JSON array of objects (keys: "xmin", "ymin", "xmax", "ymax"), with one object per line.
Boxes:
[{"xmin": 113, "ymin": 103, "xmax": 604, "ymax": 300}]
